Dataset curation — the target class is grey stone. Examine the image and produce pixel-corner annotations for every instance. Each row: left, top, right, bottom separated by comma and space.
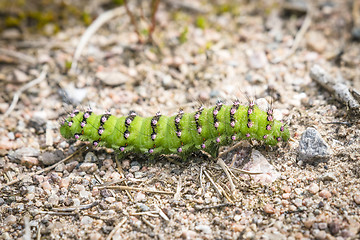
298, 127, 331, 165
8, 147, 40, 163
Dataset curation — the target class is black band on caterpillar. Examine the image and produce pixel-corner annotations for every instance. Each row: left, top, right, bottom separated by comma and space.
60, 101, 290, 158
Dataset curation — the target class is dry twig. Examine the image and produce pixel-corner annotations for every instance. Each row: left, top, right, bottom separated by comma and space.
0, 145, 87, 190
3, 65, 48, 118
106, 217, 127, 240
70, 7, 125, 72
310, 65, 360, 115
217, 158, 236, 193
52, 201, 98, 212
271, 7, 312, 64
99, 185, 174, 195
0, 48, 37, 65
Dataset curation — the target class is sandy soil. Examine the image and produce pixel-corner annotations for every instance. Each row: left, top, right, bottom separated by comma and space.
0, 0, 360, 239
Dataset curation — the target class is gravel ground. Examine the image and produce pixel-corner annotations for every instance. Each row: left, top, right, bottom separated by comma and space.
0, 0, 360, 239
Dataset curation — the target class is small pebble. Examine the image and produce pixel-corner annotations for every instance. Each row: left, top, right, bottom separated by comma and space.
309, 183, 320, 194
65, 161, 78, 172
5, 215, 17, 225
264, 203, 275, 214
129, 165, 140, 172
79, 163, 98, 173
21, 156, 39, 167
180, 230, 197, 239
354, 193, 360, 205
318, 222, 327, 230
319, 172, 337, 181
105, 197, 116, 204
233, 214, 241, 221
282, 185, 291, 193
298, 127, 331, 164
328, 221, 340, 235
89, 232, 102, 240
314, 230, 327, 240
195, 224, 212, 234
122, 159, 130, 169
306, 31, 327, 53
231, 223, 245, 232
293, 198, 302, 208
136, 203, 150, 212
81, 216, 93, 225
134, 192, 146, 202
40, 150, 64, 166
40, 181, 52, 192
319, 189, 331, 199
304, 219, 315, 229
282, 193, 290, 199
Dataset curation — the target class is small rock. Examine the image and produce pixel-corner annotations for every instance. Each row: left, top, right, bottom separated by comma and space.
134, 192, 146, 202
353, 193, 360, 205
59, 178, 70, 188
122, 159, 130, 169
233, 214, 241, 221
328, 221, 340, 235
352, 27, 360, 41
243, 150, 280, 184
180, 230, 197, 239
247, 50, 268, 69
65, 161, 79, 172
304, 218, 315, 229
84, 152, 98, 163
294, 232, 303, 240
195, 224, 212, 234
136, 203, 150, 212
63, 84, 87, 105
105, 197, 116, 204
21, 156, 39, 168
319, 189, 331, 199
96, 71, 132, 86
40, 181, 52, 192
2, 28, 21, 39
5, 215, 17, 225
231, 223, 245, 232
80, 216, 93, 225
262, 232, 286, 240
318, 222, 327, 230
80, 190, 91, 198
293, 198, 302, 208
314, 230, 327, 240
319, 172, 337, 181
308, 183, 320, 194
13, 69, 29, 82
282, 185, 291, 193
264, 203, 275, 214
129, 165, 140, 172
306, 31, 327, 53
282, 193, 290, 199
89, 232, 102, 240
48, 194, 59, 206
102, 159, 114, 169
79, 163, 98, 173
40, 150, 64, 166
337, 126, 347, 137
8, 147, 40, 163
298, 127, 331, 165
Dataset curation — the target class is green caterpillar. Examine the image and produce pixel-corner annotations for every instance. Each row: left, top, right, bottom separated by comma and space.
60, 100, 290, 158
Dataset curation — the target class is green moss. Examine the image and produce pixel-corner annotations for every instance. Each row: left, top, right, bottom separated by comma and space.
112, 0, 124, 5
5, 16, 21, 27
179, 26, 188, 44
196, 16, 208, 30
82, 12, 92, 26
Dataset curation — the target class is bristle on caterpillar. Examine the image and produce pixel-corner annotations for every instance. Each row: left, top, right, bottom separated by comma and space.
60, 101, 290, 158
